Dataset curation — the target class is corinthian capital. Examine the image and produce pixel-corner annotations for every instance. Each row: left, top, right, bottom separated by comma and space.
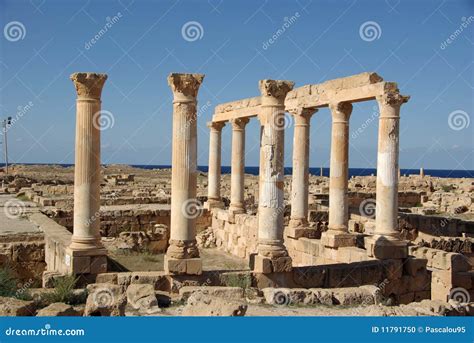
70, 72, 108, 99
258, 79, 295, 102
168, 73, 205, 100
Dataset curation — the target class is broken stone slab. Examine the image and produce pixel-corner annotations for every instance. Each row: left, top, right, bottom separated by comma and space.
84, 283, 127, 316
182, 291, 247, 316
179, 286, 244, 302
126, 284, 160, 314
262, 285, 382, 306
36, 302, 82, 316
0, 296, 36, 316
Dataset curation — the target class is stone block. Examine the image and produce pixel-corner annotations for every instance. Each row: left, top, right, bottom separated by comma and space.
90, 256, 108, 274
253, 255, 272, 274
186, 258, 203, 275
272, 256, 293, 273
320, 232, 356, 248
365, 237, 408, 259
164, 256, 187, 275
72, 256, 91, 274
403, 257, 428, 277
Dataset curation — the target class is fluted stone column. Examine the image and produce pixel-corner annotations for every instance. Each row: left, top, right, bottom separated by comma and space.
205, 121, 225, 210
321, 102, 356, 248
165, 73, 204, 275
288, 107, 317, 239
67, 72, 108, 275
229, 117, 249, 216
254, 79, 294, 274
365, 93, 409, 259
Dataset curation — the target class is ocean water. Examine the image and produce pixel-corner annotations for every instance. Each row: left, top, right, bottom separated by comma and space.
2, 163, 473, 178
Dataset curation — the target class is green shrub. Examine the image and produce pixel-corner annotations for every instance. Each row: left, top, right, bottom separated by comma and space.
0, 266, 18, 297
221, 273, 252, 289
43, 275, 77, 305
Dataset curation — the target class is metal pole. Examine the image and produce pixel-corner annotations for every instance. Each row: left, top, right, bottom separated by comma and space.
2, 120, 8, 175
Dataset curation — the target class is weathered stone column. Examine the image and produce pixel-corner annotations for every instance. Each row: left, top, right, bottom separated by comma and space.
67, 72, 108, 275
321, 102, 356, 248
229, 117, 249, 215
288, 107, 317, 238
205, 121, 225, 209
365, 93, 409, 259
254, 79, 294, 274
165, 73, 204, 275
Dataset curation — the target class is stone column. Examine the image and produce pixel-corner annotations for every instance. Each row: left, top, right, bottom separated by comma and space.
67, 72, 108, 275
205, 121, 225, 209
321, 102, 356, 248
229, 117, 249, 215
365, 93, 409, 259
288, 107, 317, 238
254, 79, 294, 274
165, 73, 204, 275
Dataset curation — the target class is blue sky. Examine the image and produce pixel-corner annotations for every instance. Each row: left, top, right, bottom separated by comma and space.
0, 0, 473, 170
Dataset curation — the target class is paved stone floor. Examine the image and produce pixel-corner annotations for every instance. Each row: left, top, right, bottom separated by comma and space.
0, 194, 40, 235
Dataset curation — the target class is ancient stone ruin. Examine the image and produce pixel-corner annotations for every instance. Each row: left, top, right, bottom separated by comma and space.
0, 71, 472, 317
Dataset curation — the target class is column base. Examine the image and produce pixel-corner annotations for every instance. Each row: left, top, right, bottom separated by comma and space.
320, 231, 356, 248
203, 199, 224, 210
253, 254, 292, 274
364, 236, 408, 259
65, 247, 108, 275
286, 224, 318, 239
164, 255, 202, 275
228, 204, 245, 215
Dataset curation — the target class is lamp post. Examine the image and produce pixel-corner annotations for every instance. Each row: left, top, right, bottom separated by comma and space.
1, 117, 12, 175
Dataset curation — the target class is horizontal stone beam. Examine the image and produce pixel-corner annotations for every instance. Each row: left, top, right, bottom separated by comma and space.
211, 72, 404, 122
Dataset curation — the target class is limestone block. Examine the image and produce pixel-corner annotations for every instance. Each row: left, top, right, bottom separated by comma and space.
126, 284, 159, 313
182, 292, 247, 316
179, 286, 244, 302
36, 303, 81, 316
403, 257, 428, 277
0, 296, 36, 316
84, 283, 127, 316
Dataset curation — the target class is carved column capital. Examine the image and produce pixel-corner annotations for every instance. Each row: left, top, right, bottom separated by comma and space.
70, 72, 108, 99
168, 73, 205, 102
289, 107, 317, 125
329, 102, 353, 123
207, 121, 225, 132
258, 79, 294, 105
376, 93, 410, 110
230, 117, 250, 130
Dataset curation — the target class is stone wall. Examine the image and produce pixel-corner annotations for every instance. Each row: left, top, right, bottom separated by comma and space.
0, 231, 46, 285
212, 209, 258, 259
410, 246, 473, 302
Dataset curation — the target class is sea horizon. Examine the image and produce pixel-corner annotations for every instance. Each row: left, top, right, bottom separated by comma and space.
2, 163, 473, 178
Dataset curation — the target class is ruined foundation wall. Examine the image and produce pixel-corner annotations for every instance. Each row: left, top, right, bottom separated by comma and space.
0, 231, 45, 284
